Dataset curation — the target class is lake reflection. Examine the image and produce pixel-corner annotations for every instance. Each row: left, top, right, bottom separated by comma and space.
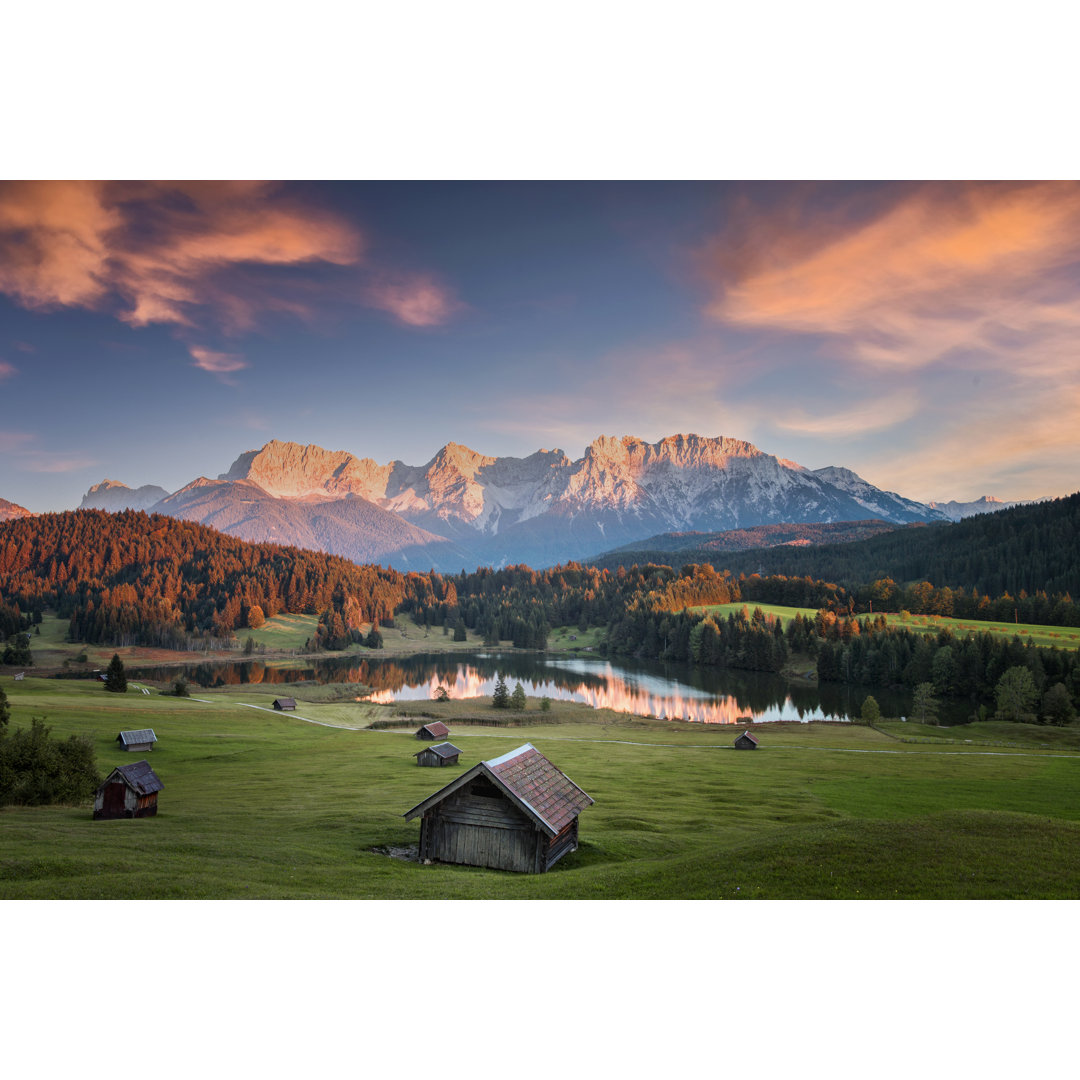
126, 651, 895, 724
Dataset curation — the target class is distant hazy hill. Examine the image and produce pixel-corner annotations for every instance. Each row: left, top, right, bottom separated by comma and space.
601, 519, 899, 560
593, 493, 1080, 599
79, 433, 959, 571
80, 479, 170, 511
0, 497, 33, 522
926, 495, 1032, 521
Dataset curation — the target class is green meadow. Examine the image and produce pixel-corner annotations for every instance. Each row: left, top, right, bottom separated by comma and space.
696, 601, 1080, 648
3, 675, 1080, 899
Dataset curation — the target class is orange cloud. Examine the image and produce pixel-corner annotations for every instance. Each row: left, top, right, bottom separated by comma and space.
363, 273, 459, 327
0, 181, 460, 345
703, 182, 1080, 371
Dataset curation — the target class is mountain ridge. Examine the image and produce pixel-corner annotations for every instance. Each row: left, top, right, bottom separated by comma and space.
74, 433, 984, 571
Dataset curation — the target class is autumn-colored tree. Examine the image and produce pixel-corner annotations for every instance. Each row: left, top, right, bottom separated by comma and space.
247, 605, 265, 629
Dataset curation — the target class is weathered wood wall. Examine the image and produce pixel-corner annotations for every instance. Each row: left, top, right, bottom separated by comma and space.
420, 777, 541, 872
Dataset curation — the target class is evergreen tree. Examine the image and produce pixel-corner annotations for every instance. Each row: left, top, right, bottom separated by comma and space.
365, 626, 384, 649
510, 682, 527, 710
104, 653, 127, 693
0, 685, 9, 728
453, 620, 467, 642
492, 675, 510, 709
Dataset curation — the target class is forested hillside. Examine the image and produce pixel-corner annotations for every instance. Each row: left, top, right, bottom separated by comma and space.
590, 493, 1080, 599
0, 510, 410, 648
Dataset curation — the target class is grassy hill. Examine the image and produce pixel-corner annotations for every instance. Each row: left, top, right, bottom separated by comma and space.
3, 676, 1080, 899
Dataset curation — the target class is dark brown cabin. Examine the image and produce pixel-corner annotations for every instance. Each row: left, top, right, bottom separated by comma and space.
273, 698, 296, 711
415, 742, 462, 767
116, 728, 157, 753
735, 730, 759, 749
404, 743, 593, 873
416, 721, 449, 740
93, 760, 163, 820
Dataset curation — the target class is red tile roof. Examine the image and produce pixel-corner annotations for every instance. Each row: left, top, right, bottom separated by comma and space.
485, 744, 593, 834
421, 721, 449, 738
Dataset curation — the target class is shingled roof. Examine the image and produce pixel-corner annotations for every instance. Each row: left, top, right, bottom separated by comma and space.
418, 721, 449, 738
116, 728, 157, 746
107, 760, 164, 796
404, 743, 593, 836
414, 741, 462, 760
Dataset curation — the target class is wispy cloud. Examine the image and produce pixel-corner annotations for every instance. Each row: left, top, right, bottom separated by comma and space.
190, 346, 248, 376
0, 361, 16, 380
0, 431, 33, 451
772, 390, 919, 437
363, 273, 460, 327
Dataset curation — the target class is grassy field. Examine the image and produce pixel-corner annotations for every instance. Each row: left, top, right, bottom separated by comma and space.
4, 674, 1080, 899
696, 601, 1080, 648
23, 612, 609, 676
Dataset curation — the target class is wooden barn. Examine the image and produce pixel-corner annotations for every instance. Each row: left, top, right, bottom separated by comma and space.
416, 721, 449, 740
93, 760, 163, 820
735, 730, 759, 749
414, 742, 462, 767
273, 697, 296, 711
116, 728, 157, 753
404, 743, 593, 873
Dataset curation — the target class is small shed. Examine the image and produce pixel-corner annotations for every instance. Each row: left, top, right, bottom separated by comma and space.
404, 743, 593, 873
414, 742, 462, 767
735, 730, 759, 750
273, 697, 296, 711
416, 720, 449, 740
116, 728, 157, 753
93, 760, 163, 820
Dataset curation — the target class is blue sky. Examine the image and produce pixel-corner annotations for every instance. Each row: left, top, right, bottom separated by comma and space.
2, 180, 1079, 513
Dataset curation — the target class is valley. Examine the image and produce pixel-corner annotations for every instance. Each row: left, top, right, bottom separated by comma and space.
3, 675, 1080, 899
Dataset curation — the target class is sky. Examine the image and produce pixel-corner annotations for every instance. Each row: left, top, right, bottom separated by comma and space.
2, 179, 1080, 513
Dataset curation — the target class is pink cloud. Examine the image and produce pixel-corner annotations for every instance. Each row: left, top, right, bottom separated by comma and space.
190, 346, 248, 375
0, 361, 16, 380
363, 273, 460, 327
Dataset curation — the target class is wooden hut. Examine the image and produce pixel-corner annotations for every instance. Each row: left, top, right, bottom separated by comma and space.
273, 697, 296, 711
93, 760, 163, 820
116, 728, 157, 753
414, 742, 462, 767
735, 730, 759, 749
404, 743, 593, 873
416, 721, 449, 740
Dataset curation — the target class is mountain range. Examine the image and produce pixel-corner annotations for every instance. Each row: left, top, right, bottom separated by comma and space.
64, 433, 974, 572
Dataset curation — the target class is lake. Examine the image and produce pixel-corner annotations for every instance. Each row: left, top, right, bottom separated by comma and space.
128, 650, 931, 724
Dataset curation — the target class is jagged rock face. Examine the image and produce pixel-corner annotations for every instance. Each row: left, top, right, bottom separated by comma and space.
220, 439, 394, 501
79, 480, 169, 512
0, 497, 33, 521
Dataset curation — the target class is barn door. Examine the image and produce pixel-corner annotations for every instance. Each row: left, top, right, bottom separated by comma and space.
103, 781, 127, 817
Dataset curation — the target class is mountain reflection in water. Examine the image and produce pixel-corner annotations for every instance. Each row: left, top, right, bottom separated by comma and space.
125, 652, 900, 724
